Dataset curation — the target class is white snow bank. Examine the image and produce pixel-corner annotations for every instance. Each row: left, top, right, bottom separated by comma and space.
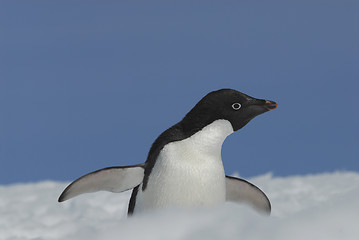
1, 172, 358, 240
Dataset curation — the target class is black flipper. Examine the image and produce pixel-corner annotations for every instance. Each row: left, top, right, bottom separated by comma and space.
58, 164, 145, 202
226, 175, 271, 215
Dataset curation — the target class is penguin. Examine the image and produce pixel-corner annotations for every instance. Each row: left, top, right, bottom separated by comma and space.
58, 89, 277, 216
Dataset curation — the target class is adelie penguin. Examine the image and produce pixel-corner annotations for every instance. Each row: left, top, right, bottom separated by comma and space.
58, 89, 277, 215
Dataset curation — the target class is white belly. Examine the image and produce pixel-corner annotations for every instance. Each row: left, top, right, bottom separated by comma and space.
133, 120, 234, 214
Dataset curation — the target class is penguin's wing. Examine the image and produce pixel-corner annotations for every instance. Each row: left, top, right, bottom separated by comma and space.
58, 164, 145, 202
225, 176, 271, 215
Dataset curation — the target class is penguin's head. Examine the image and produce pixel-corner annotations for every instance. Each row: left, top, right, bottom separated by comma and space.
183, 89, 277, 132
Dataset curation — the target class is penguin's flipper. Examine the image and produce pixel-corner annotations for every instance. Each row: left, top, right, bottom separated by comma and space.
58, 164, 145, 202
225, 176, 271, 215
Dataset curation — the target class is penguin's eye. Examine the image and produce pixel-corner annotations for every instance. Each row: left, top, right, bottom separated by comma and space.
232, 103, 241, 110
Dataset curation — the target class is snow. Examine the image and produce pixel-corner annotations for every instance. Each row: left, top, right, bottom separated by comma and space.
1, 172, 359, 240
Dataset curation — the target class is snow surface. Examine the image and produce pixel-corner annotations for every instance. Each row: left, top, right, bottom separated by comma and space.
1, 172, 359, 240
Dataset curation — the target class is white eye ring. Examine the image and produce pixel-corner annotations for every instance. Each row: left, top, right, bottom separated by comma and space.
232, 103, 241, 110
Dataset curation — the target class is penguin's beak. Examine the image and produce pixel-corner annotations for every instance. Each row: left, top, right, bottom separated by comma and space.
247, 99, 278, 117
263, 100, 278, 111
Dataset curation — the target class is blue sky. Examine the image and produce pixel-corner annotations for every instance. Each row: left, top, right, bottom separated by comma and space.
1, 1, 358, 184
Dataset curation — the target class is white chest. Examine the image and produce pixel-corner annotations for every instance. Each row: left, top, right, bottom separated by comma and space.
134, 120, 234, 213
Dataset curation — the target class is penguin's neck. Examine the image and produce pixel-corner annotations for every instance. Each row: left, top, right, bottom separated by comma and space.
188, 119, 233, 154
170, 119, 234, 159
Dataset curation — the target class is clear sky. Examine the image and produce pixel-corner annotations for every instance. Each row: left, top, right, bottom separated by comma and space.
1, 1, 358, 184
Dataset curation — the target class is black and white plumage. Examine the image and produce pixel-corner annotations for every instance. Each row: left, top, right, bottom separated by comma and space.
59, 89, 277, 215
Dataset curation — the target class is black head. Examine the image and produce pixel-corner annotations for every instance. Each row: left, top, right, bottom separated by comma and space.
181, 89, 277, 132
